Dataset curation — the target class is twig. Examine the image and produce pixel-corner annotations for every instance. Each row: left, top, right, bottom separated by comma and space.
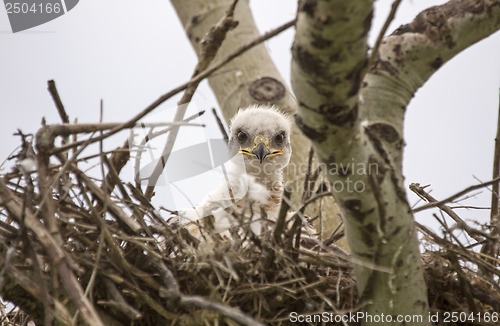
282, 192, 332, 252
70, 166, 142, 233
27, 239, 54, 325
212, 107, 229, 142
449, 205, 490, 210
154, 259, 180, 292
132, 111, 205, 188
482, 89, 500, 261
323, 222, 345, 246
411, 177, 500, 213
48, 80, 71, 158
301, 147, 315, 202
366, 0, 403, 72
409, 183, 485, 242
102, 140, 130, 195
47, 80, 69, 124
447, 253, 478, 312
52, 18, 295, 155
97, 280, 142, 320
45, 122, 196, 136
35, 125, 64, 248
178, 295, 265, 326
144, 0, 239, 199
273, 188, 291, 244
4, 265, 73, 324
84, 231, 105, 299
490, 93, 500, 220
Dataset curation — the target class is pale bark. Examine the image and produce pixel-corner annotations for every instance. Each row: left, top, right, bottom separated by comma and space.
170, 0, 343, 240
291, 0, 500, 324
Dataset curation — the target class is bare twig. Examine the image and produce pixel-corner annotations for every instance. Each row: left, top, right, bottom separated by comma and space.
35, 125, 64, 247
97, 280, 142, 320
411, 177, 500, 213
70, 166, 142, 233
132, 111, 205, 188
323, 222, 345, 246
409, 183, 485, 242
482, 89, 500, 262
212, 107, 229, 142
44, 122, 195, 137
273, 189, 291, 244
28, 239, 54, 325
366, 0, 403, 72
301, 147, 315, 203
490, 95, 500, 219
48, 80, 71, 161
144, 0, 239, 200
178, 294, 265, 326
4, 265, 73, 324
47, 80, 69, 124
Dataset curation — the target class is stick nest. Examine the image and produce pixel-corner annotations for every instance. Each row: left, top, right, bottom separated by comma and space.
0, 128, 498, 326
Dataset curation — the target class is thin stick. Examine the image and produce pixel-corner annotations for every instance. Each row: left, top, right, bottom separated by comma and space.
178, 295, 265, 326
212, 107, 229, 142
133, 111, 205, 189
481, 88, 500, 261
491, 103, 500, 219
409, 183, 484, 242
144, 0, 239, 199
411, 177, 500, 213
48, 80, 71, 156
366, 0, 403, 72
45, 122, 199, 136
48, 80, 69, 123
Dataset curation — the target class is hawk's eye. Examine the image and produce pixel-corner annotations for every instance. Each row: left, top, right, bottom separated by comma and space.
275, 133, 285, 144
237, 131, 248, 143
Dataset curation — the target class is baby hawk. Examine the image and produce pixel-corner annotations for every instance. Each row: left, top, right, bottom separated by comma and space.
173, 104, 292, 242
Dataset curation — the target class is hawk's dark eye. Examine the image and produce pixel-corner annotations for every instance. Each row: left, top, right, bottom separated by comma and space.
275, 133, 285, 144
237, 131, 248, 143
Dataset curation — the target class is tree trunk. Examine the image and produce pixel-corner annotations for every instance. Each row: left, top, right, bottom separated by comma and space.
291, 0, 500, 324
170, 0, 343, 240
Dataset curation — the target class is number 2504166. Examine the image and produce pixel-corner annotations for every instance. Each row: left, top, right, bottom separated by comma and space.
5, 2, 61, 14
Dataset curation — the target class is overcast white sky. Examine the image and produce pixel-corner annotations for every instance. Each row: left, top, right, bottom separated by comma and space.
1, 0, 499, 233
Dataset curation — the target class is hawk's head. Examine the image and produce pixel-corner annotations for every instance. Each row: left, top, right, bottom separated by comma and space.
228, 105, 292, 179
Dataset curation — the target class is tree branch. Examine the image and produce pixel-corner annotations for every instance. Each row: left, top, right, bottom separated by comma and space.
409, 182, 488, 242
292, 0, 372, 137
144, 0, 239, 200
482, 89, 500, 262
412, 177, 500, 213
374, 0, 500, 92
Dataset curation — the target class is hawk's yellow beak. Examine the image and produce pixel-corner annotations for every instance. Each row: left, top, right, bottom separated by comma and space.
238, 134, 284, 164
252, 142, 269, 164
